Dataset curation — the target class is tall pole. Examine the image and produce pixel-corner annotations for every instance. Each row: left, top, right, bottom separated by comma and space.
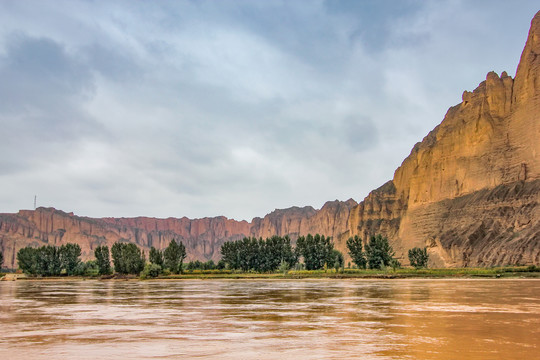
34, 195, 36, 210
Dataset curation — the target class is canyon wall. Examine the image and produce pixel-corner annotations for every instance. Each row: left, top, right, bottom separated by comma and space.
1, 12, 539, 269
0, 208, 252, 268
0, 200, 356, 269
345, 11, 540, 266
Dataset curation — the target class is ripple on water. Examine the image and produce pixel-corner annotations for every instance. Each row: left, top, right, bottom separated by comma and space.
0, 279, 539, 359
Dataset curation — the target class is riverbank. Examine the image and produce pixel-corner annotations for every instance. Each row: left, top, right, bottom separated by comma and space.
3, 266, 540, 280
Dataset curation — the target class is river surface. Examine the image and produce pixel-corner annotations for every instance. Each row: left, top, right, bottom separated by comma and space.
0, 279, 539, 359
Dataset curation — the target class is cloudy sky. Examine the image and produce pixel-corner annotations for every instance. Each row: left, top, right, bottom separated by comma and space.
0, 1, 538, 221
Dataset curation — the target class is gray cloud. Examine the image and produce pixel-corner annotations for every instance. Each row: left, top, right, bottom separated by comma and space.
0, 0, 538, 220
0, 34, 107, 175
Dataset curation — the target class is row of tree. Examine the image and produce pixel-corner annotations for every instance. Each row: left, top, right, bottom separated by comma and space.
15, 239, 188, 276
136, 240, 188, 278
219, 234, 346, 272
346, 234, 429, 269
17, 243, 83, 276
12, 234, 428, 276
221, 235, 297, 272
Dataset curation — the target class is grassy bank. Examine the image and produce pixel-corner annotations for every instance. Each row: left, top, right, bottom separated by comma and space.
158, 266, 540, 280
3, 266, 540, 281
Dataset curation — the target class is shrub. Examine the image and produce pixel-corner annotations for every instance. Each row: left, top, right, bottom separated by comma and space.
140, 263, 162, 279
408, 247, 429, 269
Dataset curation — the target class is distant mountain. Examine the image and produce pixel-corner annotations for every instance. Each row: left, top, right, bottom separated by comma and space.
0, 200, 357, 268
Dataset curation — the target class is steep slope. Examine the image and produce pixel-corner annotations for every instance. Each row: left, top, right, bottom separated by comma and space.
345, 11, 540, 266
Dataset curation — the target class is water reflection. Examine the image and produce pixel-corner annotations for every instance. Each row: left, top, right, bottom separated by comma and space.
0, 279, 539, 359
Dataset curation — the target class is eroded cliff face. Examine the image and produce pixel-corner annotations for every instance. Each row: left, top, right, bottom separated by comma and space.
0, 199, 357, 268
346, 11, 540, 266
0, 208, 251, 268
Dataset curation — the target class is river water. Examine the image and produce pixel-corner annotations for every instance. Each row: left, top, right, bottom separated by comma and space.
0, 279, 539, 359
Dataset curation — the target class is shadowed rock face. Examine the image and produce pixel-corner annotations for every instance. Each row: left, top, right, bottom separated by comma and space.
1, 12, 539, 269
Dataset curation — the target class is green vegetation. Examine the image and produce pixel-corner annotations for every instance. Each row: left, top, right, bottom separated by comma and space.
365, 234, 396, 269
346, 234, 399, 270
346, 235, 366, 269
163, 240, 186, 274
111, 242, 145, 275
220, 236, 298, 272
295, 234, 335, 270
140, 263, 163, 279
17, 243, 82, 276
330, 249, 344, 271
143, 266, 540, 280
408, 247, 429, 269
185, 259, 226, 271
11, 233, 540, 280
94, 245, 112, 275
0, 249, 3, 269
149, 246, 164, 267
73, 260, 100, 277
221, 235, 297, 272
60, 243, 82, 275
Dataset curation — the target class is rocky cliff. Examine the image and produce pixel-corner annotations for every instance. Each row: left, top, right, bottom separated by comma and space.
345, 11, 540, 266
0, 208, 252, 268
0, 199, 357, 269
1, 12, 539, 269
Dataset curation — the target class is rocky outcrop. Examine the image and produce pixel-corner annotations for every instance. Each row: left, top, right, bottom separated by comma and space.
345, 11, 540, 266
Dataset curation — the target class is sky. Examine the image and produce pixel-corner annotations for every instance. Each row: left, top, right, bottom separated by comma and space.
0, 1, 538, 221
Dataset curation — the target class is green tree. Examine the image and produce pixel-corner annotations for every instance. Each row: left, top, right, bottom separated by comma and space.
346, 235, 367, 269
295, 234, 334, 270
111, 242, 145, 275
59, 243, 82, 276
330, 249, 344, 271
149, 246, 164, 267
163, 239, 186, 274
365, 234, 395, 270
216, 259, 226, 270
220, 241, 240, 270
38, 245, 62, 276
94, 245, 112, 275
17, 247, 39, 275
220, 236, 298, 272
408, 247, 429, 269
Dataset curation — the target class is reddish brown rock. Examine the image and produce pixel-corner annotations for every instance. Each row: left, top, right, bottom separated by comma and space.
0, 200, 357, 269
0, 208, 251, 268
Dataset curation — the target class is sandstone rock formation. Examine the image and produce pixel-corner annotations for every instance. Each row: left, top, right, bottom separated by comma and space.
0, 200, 356, 269
344, 11, 540, 266
1, 11, 539, 269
